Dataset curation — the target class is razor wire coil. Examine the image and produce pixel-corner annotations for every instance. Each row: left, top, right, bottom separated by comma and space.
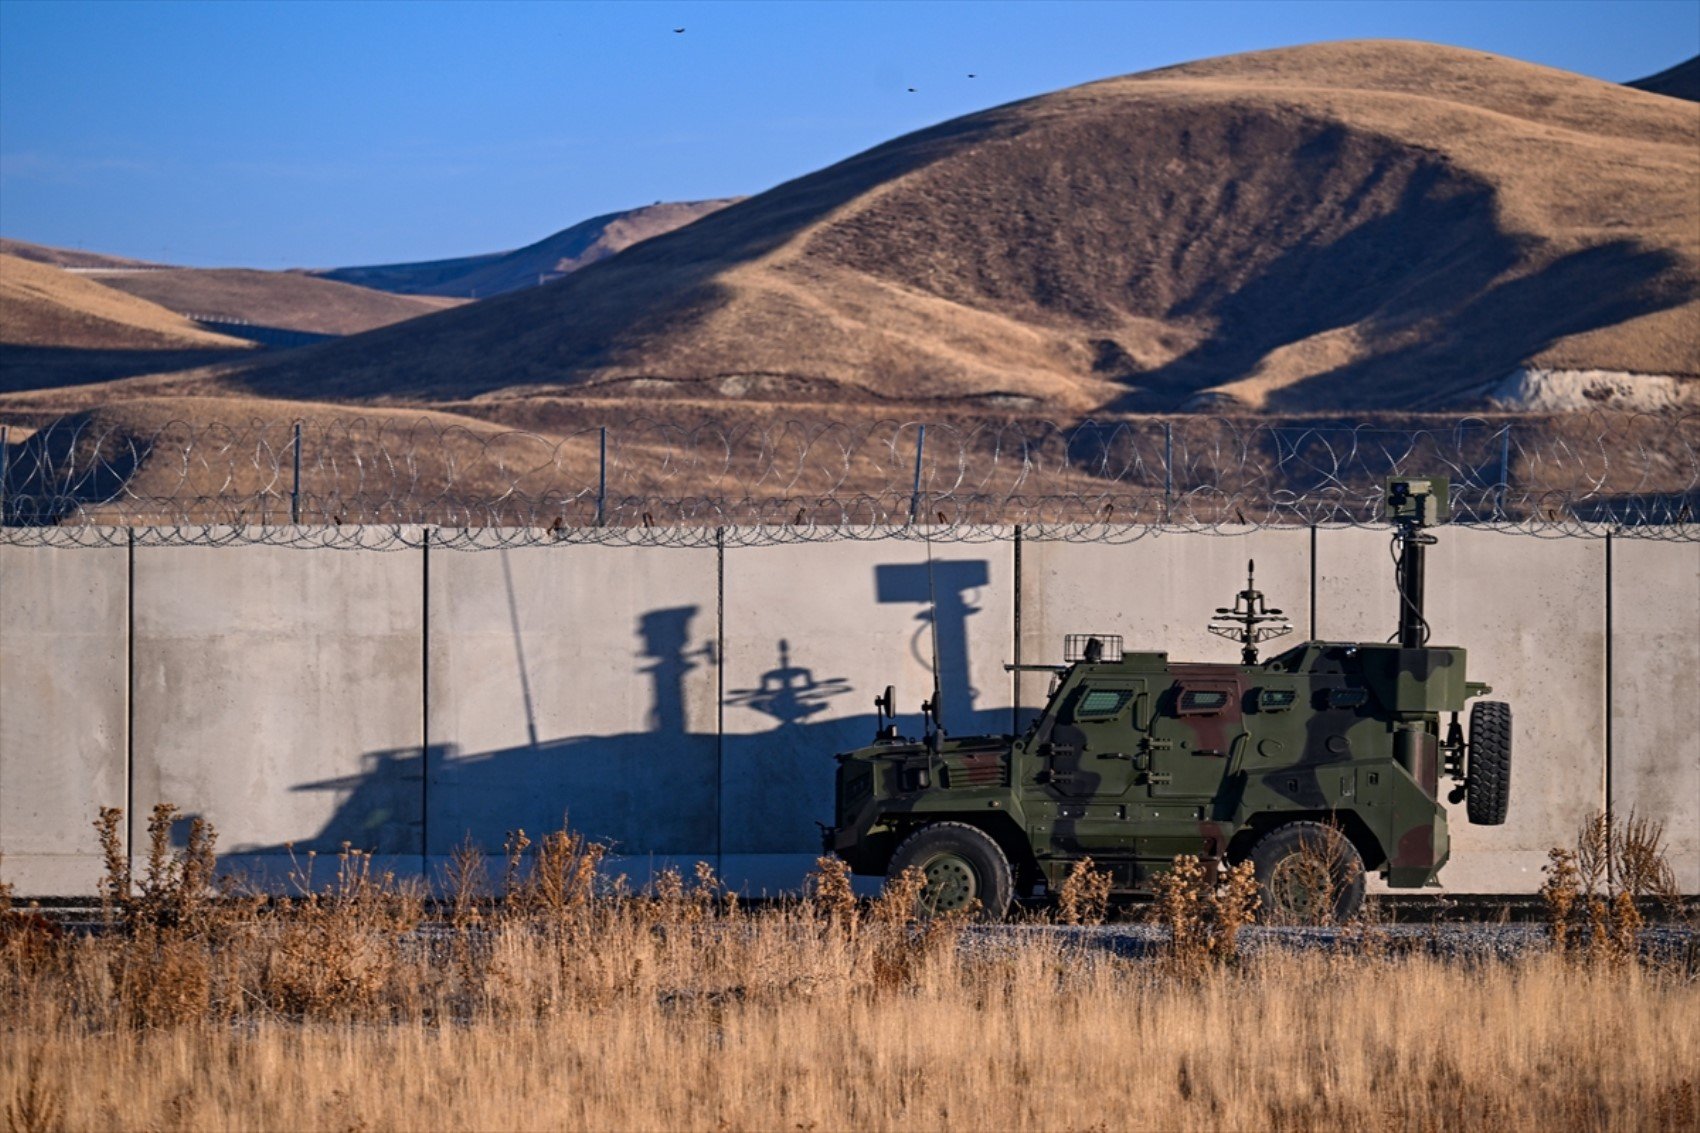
2, 411, 1694, 548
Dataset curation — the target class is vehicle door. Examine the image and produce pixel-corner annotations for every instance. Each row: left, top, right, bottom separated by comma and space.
1137, 674, 1246, 863
1029, 680, 1146, 857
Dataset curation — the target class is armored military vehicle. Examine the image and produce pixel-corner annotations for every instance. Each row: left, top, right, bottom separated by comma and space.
823, 476, 1512, 921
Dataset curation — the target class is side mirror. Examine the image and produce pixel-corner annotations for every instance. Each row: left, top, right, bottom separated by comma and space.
872, 685, 897, 742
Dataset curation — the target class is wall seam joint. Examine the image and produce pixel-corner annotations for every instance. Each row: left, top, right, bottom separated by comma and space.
1012, 524, 1022, 733
1604, 532, 1613, 821
1308, 525, 1318, 641
716, 526, 725, 873
126, 528, 136, 866
421, 529, 431, 876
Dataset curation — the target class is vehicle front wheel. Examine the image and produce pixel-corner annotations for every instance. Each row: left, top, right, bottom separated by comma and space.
886, 822, 1014, 919
1249, 821, 1366, 924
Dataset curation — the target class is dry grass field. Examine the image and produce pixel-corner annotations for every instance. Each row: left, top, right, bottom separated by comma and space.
2, 811, 1695, 1132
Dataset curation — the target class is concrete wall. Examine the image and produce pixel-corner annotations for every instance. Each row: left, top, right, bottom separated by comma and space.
0, 544, 128, 894
721, 533, 1015, 892
2, 527, 1695, 897
1610, 538, 1700, 894
425, 542, 719, 879
130, 537, 425, 884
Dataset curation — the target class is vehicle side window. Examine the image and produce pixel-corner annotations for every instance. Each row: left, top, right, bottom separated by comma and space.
1074, 688, 1133, 720
1175, 682, 1237, 716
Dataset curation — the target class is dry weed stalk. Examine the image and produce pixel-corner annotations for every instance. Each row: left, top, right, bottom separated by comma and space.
443, 837, 488, 930
693, 860, 735, 921
1543, 810, 1680, 966
4, 1052, 63, 1133
509, 826, 604, 922
808, 855, 859, 939
1152, 856, 1261, 974
1055, 857, 1113, 926
93, 807, 128, 924
259, 842, 424, 1018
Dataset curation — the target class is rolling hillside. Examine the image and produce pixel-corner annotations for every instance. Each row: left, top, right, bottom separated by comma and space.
0, 238, 167, 271
199, 40, 1698, 415
0, 253, 254, 394
0, 254, 248, 351
316, 199, 739, 298
94, 268, 464, 337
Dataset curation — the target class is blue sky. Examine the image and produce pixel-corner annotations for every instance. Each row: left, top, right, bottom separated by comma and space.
2, 0, 1695, 269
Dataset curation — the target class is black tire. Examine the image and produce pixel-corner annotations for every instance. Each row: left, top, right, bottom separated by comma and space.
1249, 821, 1366, 924
1467, 701, 1512, 826
886, 822, 1014, 919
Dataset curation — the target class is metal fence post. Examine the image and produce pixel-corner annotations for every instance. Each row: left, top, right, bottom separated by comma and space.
908, 424, 927, 526
0, 424, 9, 524
1497, 424, 1513, 522
1162, 421, 1174, 524
596, 426, 608, 527
290, 422, 302, 525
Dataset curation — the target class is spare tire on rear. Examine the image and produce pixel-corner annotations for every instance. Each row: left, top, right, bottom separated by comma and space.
1467, 700, 1512, 826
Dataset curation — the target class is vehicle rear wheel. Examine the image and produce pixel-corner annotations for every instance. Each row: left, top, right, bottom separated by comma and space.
886, 822, 1013, 919
1467, 700, 1512, 826
1249, 821, 1366, 924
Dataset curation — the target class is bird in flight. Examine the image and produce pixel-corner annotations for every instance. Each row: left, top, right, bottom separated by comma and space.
967, 73, 976, 78
907, 86, 917, 92
673, 27, 685, 33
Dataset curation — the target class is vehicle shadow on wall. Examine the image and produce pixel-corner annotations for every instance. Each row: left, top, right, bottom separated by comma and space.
233, 559, 1011, 878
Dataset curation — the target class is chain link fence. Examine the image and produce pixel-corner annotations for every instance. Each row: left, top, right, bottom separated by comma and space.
2, 412, 1695, 548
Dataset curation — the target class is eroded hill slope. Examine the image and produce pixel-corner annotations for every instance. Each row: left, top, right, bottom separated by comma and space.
103, 42, 1700, 412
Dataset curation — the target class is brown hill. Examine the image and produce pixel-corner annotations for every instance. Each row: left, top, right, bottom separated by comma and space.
316, 199, 740, 298
0, 238, 167, 271
132, 42, 1700, 413
0, 255, 251, 351
1627, 55, 1700, 102
0, 254, 255, 394
93, 268, 464, 337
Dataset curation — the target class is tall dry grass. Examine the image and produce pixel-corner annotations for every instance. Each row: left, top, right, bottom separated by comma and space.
2, 811, 1696, 1132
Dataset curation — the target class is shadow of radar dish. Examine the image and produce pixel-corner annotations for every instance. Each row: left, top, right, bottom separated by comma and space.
824, 475, 1514, 922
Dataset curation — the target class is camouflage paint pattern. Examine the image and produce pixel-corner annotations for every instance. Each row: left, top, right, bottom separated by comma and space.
826, 639, 1488, 894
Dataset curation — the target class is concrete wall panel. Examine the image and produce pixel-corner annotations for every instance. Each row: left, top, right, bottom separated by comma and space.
1316, 526, 1606, 893
426, 543, 719, 861
0, 544, 128, 895
6, 523, 1691, 898
1610, 538, 1700, 893
131, 540, 424, 884
1019, 528, 1312, 711
720, 533, 1016, 890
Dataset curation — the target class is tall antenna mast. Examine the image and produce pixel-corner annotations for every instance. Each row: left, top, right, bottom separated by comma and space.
1385, 477, 1449, 648
1208, 559, 1292, 664
921, 524, 945, 742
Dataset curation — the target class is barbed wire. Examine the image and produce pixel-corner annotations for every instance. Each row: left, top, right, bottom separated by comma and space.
2, 411, 1694, 548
